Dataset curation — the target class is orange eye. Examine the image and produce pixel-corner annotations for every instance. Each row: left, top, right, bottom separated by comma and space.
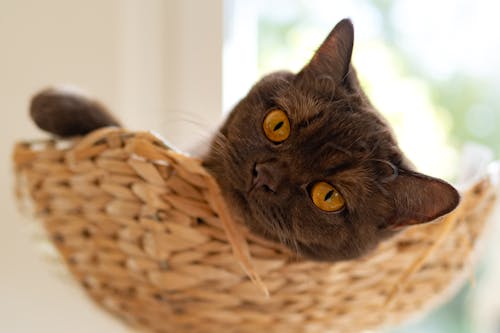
310, 182, 345, 212
263, 109, 290, 143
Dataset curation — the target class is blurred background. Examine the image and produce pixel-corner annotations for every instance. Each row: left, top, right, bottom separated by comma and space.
1, 0, 499, 332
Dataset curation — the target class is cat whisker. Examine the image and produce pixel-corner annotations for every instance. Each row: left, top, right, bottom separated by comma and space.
369, 159, 398, 183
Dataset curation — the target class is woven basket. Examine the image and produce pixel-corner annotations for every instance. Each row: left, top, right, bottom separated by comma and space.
13, 127, 497, 333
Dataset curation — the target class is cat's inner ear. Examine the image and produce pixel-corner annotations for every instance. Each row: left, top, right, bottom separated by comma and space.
385, 171, 460, 229
297, 18, 354, 88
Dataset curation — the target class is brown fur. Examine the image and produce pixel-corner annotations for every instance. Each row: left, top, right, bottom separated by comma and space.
202, 19, 459, 261
29, 19, 459, 262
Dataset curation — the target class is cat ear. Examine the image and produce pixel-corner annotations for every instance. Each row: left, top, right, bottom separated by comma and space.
386, 171, 460, 229
297, 18, 354, 87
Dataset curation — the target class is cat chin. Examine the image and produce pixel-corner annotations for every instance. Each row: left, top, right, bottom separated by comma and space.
223, 187, 279, 238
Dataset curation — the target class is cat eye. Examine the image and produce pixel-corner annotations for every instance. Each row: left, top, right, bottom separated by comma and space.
263, 109, 290, 143
310, 182, 345, 212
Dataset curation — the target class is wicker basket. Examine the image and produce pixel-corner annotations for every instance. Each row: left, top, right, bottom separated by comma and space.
13, 127, 497, 333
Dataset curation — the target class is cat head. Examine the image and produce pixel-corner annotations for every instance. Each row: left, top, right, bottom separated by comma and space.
203, 19, 459, 261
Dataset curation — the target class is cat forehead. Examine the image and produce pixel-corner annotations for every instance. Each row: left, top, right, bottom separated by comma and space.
272, 88, 330, 123
248, 72, 329, 121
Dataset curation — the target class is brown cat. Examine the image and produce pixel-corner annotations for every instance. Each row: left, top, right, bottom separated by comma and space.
30, 19, 459, 262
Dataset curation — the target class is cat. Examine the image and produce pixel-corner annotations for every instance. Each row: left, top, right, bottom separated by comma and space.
30, 19, 460, 262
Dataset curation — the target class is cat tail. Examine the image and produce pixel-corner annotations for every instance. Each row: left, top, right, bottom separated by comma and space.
30, 87, 121, 137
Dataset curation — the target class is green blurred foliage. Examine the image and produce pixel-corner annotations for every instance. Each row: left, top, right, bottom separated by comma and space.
371, 0, 500, 157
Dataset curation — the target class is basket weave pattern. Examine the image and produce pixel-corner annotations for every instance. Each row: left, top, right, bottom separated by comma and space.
13, 128, 496, 333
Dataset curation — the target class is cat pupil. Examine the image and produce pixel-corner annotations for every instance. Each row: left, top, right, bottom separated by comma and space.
324, 190, 334, 201
273, 121, 284, 131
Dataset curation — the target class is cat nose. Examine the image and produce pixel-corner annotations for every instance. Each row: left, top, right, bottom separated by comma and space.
250, 160, 284, 193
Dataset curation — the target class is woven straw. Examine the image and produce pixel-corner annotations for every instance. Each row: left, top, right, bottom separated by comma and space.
13, 127, 497, 333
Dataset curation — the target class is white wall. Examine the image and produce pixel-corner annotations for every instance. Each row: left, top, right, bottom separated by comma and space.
118, 0, 223, 151
0, 0, 222, 332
